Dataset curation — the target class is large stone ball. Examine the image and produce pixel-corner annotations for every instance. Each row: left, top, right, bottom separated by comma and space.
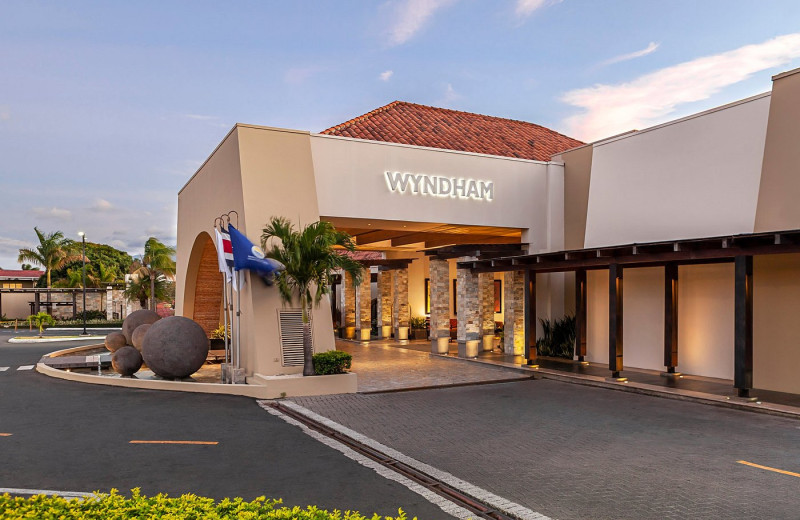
131, 323, 152, 352
141, 316, 209, 379
112, 346, 143, 376
104, 331, 127, 352
122, 309, 161, 345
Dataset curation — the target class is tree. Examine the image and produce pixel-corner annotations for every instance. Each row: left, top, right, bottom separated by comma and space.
20, 264, 40, 271
131, 238, 175, 310
17, 228, 81, 288
47, 242, 130, 288
124, 272, 168, 310
27, 311, 55, 338
262, 217, 363, 376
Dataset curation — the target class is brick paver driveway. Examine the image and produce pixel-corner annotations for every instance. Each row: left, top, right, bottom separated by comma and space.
337, 340, 530, 392
292, 378, 800, 519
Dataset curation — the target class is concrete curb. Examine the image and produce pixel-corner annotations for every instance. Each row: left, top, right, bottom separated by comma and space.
9, 336, 105, 343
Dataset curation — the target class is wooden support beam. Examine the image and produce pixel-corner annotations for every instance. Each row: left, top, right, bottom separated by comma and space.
664, 263, 678, 371
734, 255, 754, 398
609, 264, 623, 378
575, 269, 587, 361
355, 230, 410, 246
524, 270, 537, 365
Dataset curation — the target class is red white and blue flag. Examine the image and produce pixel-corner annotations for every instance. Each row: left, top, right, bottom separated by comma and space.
214, 227, 238, 290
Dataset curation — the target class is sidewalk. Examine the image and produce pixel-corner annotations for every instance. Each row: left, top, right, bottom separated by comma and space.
345, 337, 800, 419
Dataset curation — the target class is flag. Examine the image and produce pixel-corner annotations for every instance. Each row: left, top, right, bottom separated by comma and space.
214, 227, 237, 290
228, 225, 285, 278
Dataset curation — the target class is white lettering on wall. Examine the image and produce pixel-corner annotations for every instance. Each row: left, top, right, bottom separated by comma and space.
385, 172, 494, 202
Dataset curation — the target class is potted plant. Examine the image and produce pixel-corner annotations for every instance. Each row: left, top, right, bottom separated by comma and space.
410, 316, 427, 340
209, 324, 228, 350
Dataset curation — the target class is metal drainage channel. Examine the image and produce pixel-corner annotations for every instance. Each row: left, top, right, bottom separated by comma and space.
268, 402, 517, 520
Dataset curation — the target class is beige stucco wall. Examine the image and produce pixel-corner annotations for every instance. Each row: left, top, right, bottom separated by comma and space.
755, 68, 800, 232
178, 124, 335, 377
753, 254, 800, 394
583, 94, 770, 248
1, 293, 34, 319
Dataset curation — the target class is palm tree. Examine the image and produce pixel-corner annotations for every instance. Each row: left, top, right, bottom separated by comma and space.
262, 217, 363, 376
17, 228, 81, 288
124, 272, 168, 310
132, 238, 176, 310
20, 263, 40, 271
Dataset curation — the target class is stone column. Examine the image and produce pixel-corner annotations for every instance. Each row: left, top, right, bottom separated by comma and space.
392, 268, 409, 340
342, 270, 357, 339
457, 257, 481, 357
106, 286, 113, 320
378, 271, 393, 338
429, 258, 450, 354
479, 272, 495, 351
503, 271, 525, 355
355, 267, 372, 341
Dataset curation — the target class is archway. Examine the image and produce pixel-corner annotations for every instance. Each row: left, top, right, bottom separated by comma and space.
183, 232, 223, 336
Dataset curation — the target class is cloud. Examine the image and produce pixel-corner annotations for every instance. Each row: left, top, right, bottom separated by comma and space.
561, 33, 800, 141
0, 106, 9, 121
0, 235, 32, 257
437, 83, 462, 106
32, 207, 72, 220
284, 67, 318, 85
515, 0, 561, 18
183, 114, 218, 121
600, 42, 660, 67
379, 70, 394, 81
91, 198, 113, 212
388, 0, 456, 46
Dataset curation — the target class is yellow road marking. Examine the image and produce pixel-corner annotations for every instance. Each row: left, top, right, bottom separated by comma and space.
130, 440, 218, 445
738, 460, 800, 478
0, 433, 12, 437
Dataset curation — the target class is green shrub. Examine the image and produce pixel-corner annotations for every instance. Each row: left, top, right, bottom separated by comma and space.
536, 315, 576, 359
72, 310, 107, 321
313, 350, 352, 375
0, 489, 413, 519
49, 319, 123, 328
409, 316, 427, 330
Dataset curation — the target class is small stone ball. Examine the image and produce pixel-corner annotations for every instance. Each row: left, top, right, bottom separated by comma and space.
122, 309, 161, 345
131, 323, 152, 352
141, 316, 209, 379
112, 346, 143, 376
104, 331, 127, 352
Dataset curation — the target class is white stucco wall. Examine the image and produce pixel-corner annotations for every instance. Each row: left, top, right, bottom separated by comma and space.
583, 94, 771, 248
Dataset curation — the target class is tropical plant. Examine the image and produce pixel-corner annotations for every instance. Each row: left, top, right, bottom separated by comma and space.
17, 227, 81, 288
210, 324, 230, 340
409, 316, 427, 330
20, 263, 40, 271
262, 217, 363, 376
124, 272, 168, 309
131, 238, 176, 310
48, 242, 130, 287
27, 311, 55, 337
312, 350, 352, 375
536, 314, 577, 359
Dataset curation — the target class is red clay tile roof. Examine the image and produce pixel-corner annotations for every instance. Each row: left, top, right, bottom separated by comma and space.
321, 101, 583, 161
0, 270, 44, 279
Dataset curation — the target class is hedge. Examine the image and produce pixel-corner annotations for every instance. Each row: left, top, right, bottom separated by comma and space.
0, 489, 414, 519
312, 350, 353, 375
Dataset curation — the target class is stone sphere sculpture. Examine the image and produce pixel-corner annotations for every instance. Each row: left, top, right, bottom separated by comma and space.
131, 323, 152, 352
104, 331, 127, 352
141, 316, 209, 379
122, 309, 161, 345
112, 345, 143, 376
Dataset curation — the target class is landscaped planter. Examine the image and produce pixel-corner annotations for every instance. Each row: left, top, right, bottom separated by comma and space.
412, 328, 427, 340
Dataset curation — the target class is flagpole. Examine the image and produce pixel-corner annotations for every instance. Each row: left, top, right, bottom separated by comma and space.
236, 271, 242, 380
221, 273, 230, 366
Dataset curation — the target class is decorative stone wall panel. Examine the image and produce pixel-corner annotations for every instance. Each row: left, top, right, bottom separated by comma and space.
429, 258, 450, 340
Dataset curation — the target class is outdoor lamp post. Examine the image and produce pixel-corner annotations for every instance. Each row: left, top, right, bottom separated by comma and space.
78, 231, 88, 336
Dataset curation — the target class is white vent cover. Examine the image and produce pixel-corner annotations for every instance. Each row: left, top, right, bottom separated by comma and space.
278, 309, 312, 367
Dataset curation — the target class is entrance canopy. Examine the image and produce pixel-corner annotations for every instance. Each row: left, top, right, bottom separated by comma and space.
323, 216, 523, 252
462, 229, 800, 273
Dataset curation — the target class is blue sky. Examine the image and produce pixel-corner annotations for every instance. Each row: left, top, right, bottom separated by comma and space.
2, 0, 800, 269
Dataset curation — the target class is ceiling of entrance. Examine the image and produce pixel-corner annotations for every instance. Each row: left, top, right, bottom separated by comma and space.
322, 216, 522, 251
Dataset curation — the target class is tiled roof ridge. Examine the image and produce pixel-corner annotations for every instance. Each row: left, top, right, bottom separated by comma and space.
320, 101, 404, 135
321, 100, 580, 143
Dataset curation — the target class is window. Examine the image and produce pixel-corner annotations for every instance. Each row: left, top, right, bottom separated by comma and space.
1, 283, 21, 289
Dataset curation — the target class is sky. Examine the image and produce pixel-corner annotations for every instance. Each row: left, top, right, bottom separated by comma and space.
2, 0, 800, 270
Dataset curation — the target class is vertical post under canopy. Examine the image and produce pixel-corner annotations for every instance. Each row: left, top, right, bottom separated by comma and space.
524, 270, 537, 366
608, 264, 623, 378
664, 263, 679, 372
734, 255, 754, 398
575, 269, 587, 362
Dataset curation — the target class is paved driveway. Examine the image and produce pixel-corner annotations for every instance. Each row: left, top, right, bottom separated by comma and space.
337, 340, 530, 392
291, 378, 800, 519
0, 331, 454, 519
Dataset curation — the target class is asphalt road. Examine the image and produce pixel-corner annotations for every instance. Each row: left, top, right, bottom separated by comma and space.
0, 330, 453, 519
